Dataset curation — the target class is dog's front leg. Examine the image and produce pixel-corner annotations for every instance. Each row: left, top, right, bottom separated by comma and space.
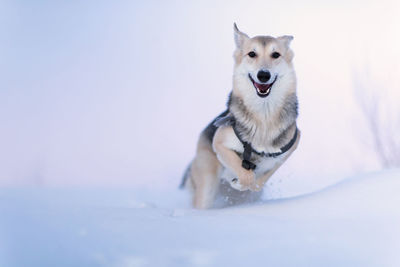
250, 129, 301, 192
213, 126, 255, 191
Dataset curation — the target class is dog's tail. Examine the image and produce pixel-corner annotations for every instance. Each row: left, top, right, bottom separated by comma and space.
179, 162, 192, 189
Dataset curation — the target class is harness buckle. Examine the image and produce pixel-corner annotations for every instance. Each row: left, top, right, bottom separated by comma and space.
242, 159, 256, 170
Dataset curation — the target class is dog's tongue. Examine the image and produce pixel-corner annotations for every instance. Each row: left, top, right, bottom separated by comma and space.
254, 82, 271, 93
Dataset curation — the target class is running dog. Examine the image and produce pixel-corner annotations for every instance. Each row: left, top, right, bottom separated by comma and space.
181, 24, 300, 209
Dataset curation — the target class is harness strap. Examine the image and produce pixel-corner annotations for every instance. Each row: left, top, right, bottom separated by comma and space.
232, 121, 298, 170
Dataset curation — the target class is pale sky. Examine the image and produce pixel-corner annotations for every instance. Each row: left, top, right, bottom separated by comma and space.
1, 0, 399, 195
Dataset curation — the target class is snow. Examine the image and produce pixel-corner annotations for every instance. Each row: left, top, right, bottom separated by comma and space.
1, 170, 400, 267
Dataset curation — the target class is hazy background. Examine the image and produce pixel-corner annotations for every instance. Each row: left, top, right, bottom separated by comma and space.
1, 0, 399, 196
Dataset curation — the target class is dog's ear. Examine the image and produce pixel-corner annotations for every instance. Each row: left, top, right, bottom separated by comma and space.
233, 23, 249, 48
278, 35, 294, 61
277, 35, 294, 48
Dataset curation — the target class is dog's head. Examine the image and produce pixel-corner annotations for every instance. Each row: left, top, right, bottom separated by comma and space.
232, 23, 295, 100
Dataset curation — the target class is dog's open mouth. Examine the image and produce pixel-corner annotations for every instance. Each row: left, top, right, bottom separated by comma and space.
248, 74, 277, 98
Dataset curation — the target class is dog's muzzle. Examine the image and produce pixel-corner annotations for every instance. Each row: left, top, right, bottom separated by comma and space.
248, 74, 277, 98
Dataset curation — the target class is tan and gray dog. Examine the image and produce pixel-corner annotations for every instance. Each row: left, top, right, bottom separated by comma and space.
181, 24, 300, 209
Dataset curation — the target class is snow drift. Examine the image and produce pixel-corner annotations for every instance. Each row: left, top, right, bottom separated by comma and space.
1, 170, 399, 267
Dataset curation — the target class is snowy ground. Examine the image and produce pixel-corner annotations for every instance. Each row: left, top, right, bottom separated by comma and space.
1, 170, 400, 267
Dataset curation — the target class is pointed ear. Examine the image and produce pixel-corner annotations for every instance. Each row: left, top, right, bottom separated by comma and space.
277, 35, 294, 48
233, 23, 249, 48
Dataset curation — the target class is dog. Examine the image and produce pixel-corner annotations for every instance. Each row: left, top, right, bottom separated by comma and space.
181, 23, 300, 209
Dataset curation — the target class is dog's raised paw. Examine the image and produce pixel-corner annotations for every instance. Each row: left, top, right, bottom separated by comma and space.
230, 178, 249, 191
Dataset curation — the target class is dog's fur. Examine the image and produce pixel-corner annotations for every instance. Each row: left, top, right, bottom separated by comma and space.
182, 24, 300, 209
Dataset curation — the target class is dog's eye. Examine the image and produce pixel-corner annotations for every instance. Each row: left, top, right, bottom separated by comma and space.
248, 51, 257, 58
271, 52, 281, 59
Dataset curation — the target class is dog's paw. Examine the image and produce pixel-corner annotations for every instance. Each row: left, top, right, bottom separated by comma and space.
239, 170, 256, 187
249, 182, 263, 192
230, 170, 255, 191
230, 178, 248, 191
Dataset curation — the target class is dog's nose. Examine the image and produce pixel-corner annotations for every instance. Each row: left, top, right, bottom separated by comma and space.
257, 70, 271, 83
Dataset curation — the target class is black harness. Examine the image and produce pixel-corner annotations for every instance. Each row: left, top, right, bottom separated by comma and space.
232, 121, 298, 170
